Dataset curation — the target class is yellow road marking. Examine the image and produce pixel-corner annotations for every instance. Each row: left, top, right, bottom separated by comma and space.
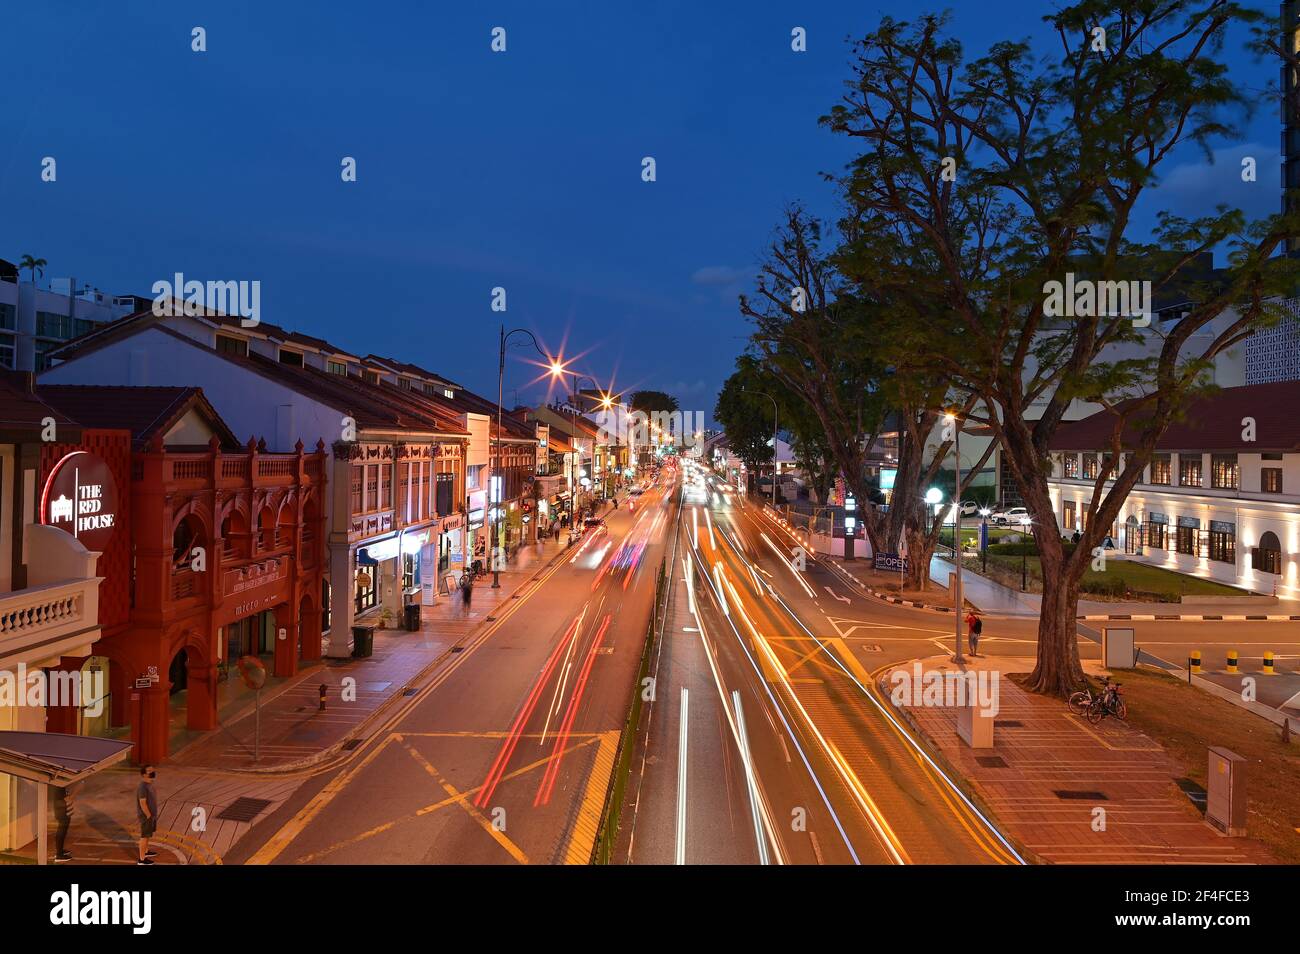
401, 740, 530, 865
293, 735, 604, 863
153, 829, 224, 865
562, 731, 620, 865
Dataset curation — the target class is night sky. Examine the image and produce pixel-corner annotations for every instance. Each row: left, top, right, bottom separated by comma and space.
0, 1, 1282, 418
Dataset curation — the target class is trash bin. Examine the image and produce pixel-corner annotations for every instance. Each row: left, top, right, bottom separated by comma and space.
404, 603, 421, 631
351, 625, 375, 658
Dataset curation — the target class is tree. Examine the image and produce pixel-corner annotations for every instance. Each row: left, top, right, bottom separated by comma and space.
715, 371, 775, 481
628, 390, 679, 414
18, 254, 47, 284
825, 2, 1300, 693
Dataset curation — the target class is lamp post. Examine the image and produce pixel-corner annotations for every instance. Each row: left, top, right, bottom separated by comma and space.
1019, 515, 1032, 590
944, 411, 965, 665
549, 363, 610, 542
741, 387, 778, 508
493, 327, 551, 588
979, 508, 991, 573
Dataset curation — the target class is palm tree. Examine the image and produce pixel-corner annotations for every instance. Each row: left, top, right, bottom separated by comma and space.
18, 255, 47, 285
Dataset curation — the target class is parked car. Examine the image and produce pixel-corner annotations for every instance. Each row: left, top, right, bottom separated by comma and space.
957, 500, 980, 517
991, 506, 1030, 526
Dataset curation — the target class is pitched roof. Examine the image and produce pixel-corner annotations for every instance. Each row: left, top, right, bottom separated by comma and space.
0, 372, 82, 442
1049, 381, 1300, 453
35, 385, 240, 450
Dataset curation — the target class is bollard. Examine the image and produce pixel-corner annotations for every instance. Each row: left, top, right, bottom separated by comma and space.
1189, 650, 1202, 674
319, 684, 328, 711
1225, 650, 1239, 674
1262, 651, 1276, 675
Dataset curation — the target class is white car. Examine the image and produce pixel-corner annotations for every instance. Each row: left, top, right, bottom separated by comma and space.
992, 506, 1030, 526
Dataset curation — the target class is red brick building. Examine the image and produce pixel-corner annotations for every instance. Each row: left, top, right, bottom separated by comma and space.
36, 385, 327, 764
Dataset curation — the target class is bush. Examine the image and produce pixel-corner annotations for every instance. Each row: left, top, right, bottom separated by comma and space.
988, 541, 1038, 556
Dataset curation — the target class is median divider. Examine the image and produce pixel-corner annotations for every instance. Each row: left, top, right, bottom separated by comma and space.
590, 558, 667, 865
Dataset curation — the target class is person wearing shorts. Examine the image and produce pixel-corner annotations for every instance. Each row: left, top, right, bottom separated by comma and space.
136, 765, 159, 865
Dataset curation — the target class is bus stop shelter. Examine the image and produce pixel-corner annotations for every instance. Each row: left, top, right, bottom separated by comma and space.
0, 732, 134, 865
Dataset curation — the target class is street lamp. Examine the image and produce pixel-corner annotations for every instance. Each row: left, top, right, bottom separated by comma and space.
494, 326, 549, 587
741, 386, 778, 508
979, 508, 991, 573
553, 364, 610, 541
1019, 515, 1033, 591
944, 411, 966, 664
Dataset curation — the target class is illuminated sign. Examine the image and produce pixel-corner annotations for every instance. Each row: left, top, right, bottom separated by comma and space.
41, 451, 120, 552
880, 468, 897, 491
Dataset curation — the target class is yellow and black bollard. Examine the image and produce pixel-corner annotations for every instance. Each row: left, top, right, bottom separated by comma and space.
1189, 650, 1202, 674
1225, 650, 1239, 674
1263, 651, 1276, 675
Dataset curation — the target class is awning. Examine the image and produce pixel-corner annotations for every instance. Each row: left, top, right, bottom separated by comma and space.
0, 731, 134, 786
356, 548, 380, 566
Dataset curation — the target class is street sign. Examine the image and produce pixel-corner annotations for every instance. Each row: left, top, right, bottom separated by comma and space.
874, 552, 909, 572
133, 678, 152, 689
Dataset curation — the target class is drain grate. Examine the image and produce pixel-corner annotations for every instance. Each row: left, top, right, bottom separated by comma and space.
403, 688, 417, 696
975, 755, 1008, 768
996, 720, 1023, 727
215, 797, 272, 823
1054, 789, 1107, 801
450, 646, 464, 653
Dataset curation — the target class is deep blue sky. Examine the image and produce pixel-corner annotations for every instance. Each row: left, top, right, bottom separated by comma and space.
1, 1, 1282, 418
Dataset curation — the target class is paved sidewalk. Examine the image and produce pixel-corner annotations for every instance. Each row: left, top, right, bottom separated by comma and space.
884, 654, 1274, 864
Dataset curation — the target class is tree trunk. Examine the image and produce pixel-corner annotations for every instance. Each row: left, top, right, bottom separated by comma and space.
1025, 551, 1086, 695
902, 521, 930, 591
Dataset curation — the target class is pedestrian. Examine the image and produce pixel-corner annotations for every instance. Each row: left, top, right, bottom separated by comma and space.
460, 571, 474, 614
136, 764, 159, 865
1071, 530, 1081, 545
52, 782, 76, 862
965, 612, 983, 656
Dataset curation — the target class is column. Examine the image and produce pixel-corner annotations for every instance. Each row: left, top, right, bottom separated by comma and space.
272, 601, 299, 678
185, 642, 218, 731
327, 544, 355, 658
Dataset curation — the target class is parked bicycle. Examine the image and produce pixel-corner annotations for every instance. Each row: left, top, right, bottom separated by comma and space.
1086, 679, 1127, 723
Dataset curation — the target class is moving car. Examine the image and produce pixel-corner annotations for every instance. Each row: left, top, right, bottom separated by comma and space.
583, 517, 607, 532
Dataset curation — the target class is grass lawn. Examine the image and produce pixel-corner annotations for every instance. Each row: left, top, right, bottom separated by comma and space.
1098, 667, 1300, 863
978, 553, 1248, 601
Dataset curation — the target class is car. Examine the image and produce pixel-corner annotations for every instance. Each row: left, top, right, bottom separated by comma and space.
627, 486, 644, 496
992, 506, 1030, 526
957, 501, 980, 517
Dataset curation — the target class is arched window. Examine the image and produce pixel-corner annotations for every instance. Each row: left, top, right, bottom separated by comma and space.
172, 514, 204, 568
1255, 531, 1283, 575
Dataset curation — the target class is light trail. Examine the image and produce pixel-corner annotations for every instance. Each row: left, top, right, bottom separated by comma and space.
676, 688, 689, 865
732, 690, 771, 865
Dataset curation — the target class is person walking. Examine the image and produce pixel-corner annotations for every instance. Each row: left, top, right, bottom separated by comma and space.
965, 611, 984, 657
52, 783, 76, 862
136, 765, 159, 865
460, 570, 474, 615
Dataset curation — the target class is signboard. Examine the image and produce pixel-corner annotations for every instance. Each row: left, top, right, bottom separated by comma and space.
41, 451, 120, 552
874, 552, 909, 572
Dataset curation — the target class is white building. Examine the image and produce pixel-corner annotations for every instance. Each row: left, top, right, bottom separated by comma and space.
1046, 381, 1300, 599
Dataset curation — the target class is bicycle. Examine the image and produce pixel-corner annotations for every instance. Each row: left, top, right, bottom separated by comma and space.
1067, 675, 1114, 716
1085, 681, 1127, 723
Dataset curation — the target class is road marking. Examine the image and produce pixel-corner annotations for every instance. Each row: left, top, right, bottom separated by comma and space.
823, 586, 850, 604
733, 689, 770, 865
676, 688, 689, 865
562, 730, 620, 865
402, 740, 530, 864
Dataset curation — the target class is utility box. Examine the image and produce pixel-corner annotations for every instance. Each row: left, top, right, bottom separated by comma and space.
1102, 627, 1137, 669
956, 694, 995, 749
1206, 747, 1247, 836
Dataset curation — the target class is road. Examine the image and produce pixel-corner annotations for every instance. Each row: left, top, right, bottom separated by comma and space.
618, 460, 1025, 865
231, 468, 680, 865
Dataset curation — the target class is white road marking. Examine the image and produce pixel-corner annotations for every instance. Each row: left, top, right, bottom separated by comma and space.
676, 688, 689, 866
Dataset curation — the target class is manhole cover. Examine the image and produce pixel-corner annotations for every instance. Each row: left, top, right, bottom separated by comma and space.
1054, 790, 1108, 801
215, 797, 273, 823
975, 755, 1008, 768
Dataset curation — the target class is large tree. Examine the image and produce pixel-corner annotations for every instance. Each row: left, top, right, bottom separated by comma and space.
825, 1, 1300, 693
715, 370, 776, 482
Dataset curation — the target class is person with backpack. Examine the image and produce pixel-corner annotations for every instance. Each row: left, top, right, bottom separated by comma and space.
964, 611, 984, 656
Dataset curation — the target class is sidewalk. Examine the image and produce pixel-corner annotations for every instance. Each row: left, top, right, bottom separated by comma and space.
885, 654, 1274, 864
38, 529, 578, 865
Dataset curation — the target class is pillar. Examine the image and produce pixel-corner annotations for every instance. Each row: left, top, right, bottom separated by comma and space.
299, 600, 323, 662
272, 601, 299, 678
131, 684, 170, 765
185, 645, 218, 731
327, 544, 355, 658
43, 659, 85, 735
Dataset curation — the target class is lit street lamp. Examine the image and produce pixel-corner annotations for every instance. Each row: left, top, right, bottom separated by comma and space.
493, 326, 549, 588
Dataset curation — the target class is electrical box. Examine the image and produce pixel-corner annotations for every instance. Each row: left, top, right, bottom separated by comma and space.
1205, 747, 1247, 836
1102, 626, 1137, 669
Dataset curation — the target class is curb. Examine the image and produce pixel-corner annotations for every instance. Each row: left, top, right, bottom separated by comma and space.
1078, 613, 1300, 622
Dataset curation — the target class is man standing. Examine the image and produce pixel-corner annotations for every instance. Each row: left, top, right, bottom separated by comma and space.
136, 765, 159, 865
52, 783, 76, 862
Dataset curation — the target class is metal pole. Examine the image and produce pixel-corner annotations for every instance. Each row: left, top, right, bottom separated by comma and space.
492, 325, 504, 586
254, 688, 261, 763
953, 418, 965, 664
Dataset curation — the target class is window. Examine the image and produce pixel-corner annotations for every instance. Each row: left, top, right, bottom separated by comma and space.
0, 303, 15, 331
350, 466, 363, 514
1175, 516, 1200, 556
1062, 501, 1076, 531
380, 466, 392, 509
355, 563, 377, 613
435, 471, 454, 515
34, 340, 59, 372
1262, 468, 1283, 493
1082, 454, 1099, 479
363, 370, 380, 385
1210, 454, 1238, 490
1146, 515, 1168, 550
279, 349, 304, 366
402, 553, 416, 591
1207, 520, 1235, 564
36, 311, 73, 339
443, 389, 455, 399
1149, 454, 1171, 485
1254, 531, 1283, 575
328, 360, 347, 375
216, 334, 248, 357
0, 334, 15, 370
365, 464, 379, 512
398, 377, 413, 390
1178, 455, 1202, 487
1063, 455, 1080, 479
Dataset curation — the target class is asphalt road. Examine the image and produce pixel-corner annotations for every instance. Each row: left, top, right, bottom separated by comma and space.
231, 469, 680, 865
619, 461, 1025, 865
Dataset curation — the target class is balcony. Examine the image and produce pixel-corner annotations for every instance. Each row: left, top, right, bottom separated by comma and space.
0, 526, 101, 670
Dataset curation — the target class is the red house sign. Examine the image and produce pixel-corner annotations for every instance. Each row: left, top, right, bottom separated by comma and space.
40, 451, 120, 552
